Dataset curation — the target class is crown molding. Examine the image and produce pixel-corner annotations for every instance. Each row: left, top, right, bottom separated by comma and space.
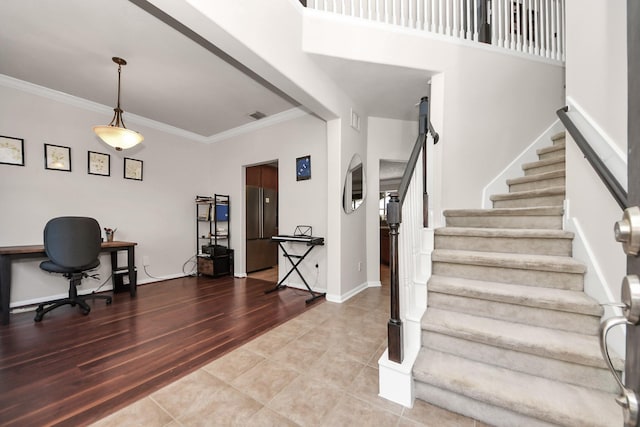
0, 74, 309, 144
206, 107, 309, 143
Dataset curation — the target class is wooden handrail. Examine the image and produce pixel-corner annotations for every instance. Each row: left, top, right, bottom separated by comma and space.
387, 96, 438, 363
556, 106, 628, 210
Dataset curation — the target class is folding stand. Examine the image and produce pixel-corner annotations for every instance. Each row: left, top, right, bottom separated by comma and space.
266, 234, 325, 304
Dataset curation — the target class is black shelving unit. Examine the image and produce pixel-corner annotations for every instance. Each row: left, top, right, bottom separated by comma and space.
196, 194, 233, 277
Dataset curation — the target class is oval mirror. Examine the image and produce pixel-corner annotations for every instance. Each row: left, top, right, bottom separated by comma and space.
343, 154, 365, 213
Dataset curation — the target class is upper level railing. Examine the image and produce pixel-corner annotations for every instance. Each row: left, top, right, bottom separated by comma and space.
305, 0, 565, 62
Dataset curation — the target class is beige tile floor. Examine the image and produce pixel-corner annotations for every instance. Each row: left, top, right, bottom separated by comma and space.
92, 284, 489, 427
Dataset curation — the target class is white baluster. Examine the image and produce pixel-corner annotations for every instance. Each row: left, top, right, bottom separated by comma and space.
561, 0, 565, 60
496, 0, 503, 47
491, 0, 496, 44
555, 0, 561, 60
417, 0, 422, 29
465, 0, 471, 39
402, 0, 407, 27
550, 0, 556, 59
439, 0, 444, 33
360, 0, 364, 17
522, 0, 528, 52
433, 0, 437, 33
473, 0, 479, 41
452, 0, 458, 37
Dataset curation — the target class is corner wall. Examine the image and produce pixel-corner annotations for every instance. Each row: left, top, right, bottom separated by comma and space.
204, 114, 329, 292
564, 0, 627, 356
0, 83, 210, 306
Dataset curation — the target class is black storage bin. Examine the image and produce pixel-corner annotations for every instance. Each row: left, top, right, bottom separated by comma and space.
113, 268, 137, 294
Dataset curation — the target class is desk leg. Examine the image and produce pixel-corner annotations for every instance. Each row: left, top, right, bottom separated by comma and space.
0, 255, 11, 325
128, 246, 136, 297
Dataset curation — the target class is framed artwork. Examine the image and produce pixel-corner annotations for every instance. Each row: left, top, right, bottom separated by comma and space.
0, 136, 25, 166
44, 143, 71, 171
124, 157, 143, 181
88, 151, 110, 176
296, 155, 311, 181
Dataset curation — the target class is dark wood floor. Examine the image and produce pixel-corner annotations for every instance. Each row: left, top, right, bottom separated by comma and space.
0, 275, 317, 426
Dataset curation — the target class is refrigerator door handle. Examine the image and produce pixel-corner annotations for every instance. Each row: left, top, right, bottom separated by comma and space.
259, 187, 264, 239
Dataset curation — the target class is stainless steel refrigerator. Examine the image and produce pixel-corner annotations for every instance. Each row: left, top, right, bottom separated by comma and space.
246, 185, 278, 272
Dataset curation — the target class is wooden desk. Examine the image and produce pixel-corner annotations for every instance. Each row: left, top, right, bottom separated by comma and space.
0, 241, 137, 325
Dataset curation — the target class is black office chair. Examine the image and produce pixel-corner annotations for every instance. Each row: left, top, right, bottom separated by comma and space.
35, 216, 112, 322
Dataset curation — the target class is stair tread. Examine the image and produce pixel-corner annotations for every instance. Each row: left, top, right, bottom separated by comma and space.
537, 142, 566, 155
434, 227, 574, 239
444, 206, 564, 217
490, 186, 565, 201
507, 170, 565, 185
428, 275, 602, 316
551, 131, 566, 142
522, 156, 565, 170
421, 308, 623, 369
414, 348, 621, 427
432, 249, 586, 273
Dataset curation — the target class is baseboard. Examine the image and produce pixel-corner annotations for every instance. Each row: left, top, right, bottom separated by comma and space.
378, 346, 419, 408
326, 281, 368, 303
566, 215, 625, 358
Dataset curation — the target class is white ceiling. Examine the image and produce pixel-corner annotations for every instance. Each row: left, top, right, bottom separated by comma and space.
0, 0, 432, 139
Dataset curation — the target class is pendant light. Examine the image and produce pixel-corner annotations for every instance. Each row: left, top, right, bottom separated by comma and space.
93, 57, 143, 151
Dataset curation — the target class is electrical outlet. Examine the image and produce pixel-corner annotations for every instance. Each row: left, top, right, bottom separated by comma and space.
143, 256, 150, 266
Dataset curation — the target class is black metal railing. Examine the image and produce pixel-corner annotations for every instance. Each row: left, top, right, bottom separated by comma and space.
556, 106, 628, 210
386, 96, 439, 363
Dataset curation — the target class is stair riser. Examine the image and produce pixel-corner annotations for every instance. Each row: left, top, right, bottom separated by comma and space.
428, 292, 600, 335
445, 215, 563, 230
524, 162, 565, 176
420, 331, 618, 394
509, 176, 565, 192
414, 381, 556, 427
432, 262, 584, 290
493, 195, 565, 208
553, 137, 566, 146
538, 149, 566, 161
435, 235, 572, 256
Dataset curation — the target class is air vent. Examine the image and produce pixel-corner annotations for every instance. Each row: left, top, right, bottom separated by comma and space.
249, 111, 267, 120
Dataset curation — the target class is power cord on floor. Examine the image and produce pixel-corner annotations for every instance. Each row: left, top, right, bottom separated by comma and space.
183, 254, 198, 276
143, 264, 164, 280
91, 272, 113, 293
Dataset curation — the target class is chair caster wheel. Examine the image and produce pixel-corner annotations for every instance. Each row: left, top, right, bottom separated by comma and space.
106, 300, 112, 305
81, 309, 90, 316
34, 313, 43, 322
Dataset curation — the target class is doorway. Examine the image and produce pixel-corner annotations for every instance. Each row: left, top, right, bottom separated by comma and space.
245, 162, 279, 274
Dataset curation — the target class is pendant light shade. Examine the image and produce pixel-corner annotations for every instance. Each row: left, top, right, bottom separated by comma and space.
93, 57, 143, 151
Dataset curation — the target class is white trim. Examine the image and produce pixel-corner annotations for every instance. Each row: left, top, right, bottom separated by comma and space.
207, 108, 309, 143
481, 119, 565, 208
378, 346, 419, 407
367, 280, 382, 287
0, 74, 310, 145
303, 7, 564, 67
565, 97, 627, 191
566, 215, 625, 358
325, 280, 368, 303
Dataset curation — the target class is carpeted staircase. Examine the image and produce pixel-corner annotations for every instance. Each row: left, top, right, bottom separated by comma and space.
413, 132, 624, 426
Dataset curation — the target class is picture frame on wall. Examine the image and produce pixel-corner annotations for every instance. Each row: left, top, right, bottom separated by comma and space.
124, 157, 143, 181
0, 136, 25, 166
296, 155, 311, 181
88, 151, 110, 176
44, 143, 71, 171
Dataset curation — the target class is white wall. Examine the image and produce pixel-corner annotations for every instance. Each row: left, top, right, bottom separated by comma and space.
303, 13, 565, 212
149, 0, 370, 301
366, 117, 418, 283
205, 113, 329, 292
0, 83, 210, 306
564, 0, 627, 354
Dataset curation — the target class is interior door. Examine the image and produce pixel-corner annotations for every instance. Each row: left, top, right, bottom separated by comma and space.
625, 0, 640, 417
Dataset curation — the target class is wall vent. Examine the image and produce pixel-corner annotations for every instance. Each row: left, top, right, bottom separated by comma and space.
249, 111, 267, 120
